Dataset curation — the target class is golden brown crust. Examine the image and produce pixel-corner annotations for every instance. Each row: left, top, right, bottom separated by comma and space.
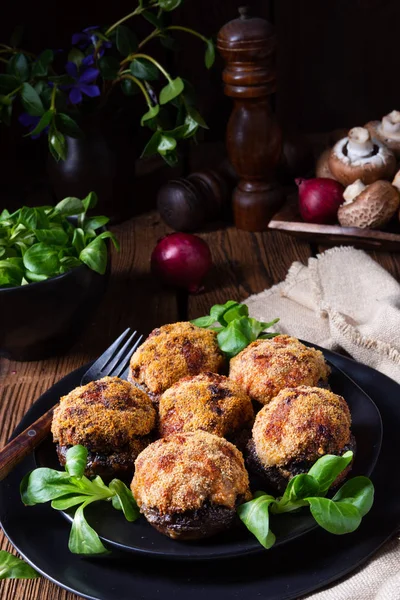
128, 322, 225, 398
252, 386, 352, 469
131, 431, 252, 514
51, 376, 156, 453
158, 372, 254, 439
229, 335, 330, 406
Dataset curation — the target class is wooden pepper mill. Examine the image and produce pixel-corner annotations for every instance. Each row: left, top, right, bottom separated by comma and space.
217, 7, 283, 231
157, 163, 236, 232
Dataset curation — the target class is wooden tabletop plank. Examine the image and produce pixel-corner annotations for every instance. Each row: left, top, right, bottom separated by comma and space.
188, 228, 312, 319
0, 212, 176, 600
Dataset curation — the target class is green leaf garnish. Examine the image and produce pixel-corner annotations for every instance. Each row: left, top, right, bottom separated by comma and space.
238, 451, 375, 548
191, 300, 279, 357
0, 551, 39, 580
20, 444, 140, 556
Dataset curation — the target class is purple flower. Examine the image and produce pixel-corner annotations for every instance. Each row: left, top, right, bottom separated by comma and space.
63, 61, 101, 105
18, 113, 49, 139
71, 26, 112, 58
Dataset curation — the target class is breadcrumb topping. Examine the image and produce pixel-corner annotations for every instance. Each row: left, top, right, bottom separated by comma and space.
128, 322, 225, 398
131, 431, 252, 514
229, 335, 330, 405
159, 372, 254, 438
253, 386, 351, 468
52, 376, 156, 453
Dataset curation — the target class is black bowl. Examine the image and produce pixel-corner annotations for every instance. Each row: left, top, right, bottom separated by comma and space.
0, 261, 109, 361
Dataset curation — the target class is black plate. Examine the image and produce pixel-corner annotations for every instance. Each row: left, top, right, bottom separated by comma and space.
32, 359, 382, 561
1, 348, 399, 600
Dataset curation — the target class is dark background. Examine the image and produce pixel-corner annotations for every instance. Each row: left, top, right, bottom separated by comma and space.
1, 0, 399, 211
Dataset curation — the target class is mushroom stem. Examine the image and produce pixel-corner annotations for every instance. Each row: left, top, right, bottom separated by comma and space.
382, 110, 400, 138
347, 127, 374, 160
343, 179, 367, 204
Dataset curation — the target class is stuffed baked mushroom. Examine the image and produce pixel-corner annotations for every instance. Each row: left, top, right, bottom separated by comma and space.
128, 322, 225, 402
229, 335, 330, 406
246, 386, 355, 493
158, 372, 254, 447
52, 376, 156, 479
131, 431, 252, 540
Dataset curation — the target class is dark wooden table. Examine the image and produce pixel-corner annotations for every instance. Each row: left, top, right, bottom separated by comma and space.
1, 211, 400, 600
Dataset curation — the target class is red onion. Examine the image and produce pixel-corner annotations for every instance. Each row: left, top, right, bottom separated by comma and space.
296, 177, 345, 224
151, 233, 212, 293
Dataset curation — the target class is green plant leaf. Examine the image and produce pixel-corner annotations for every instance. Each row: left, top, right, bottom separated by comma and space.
160, 35, 179, 51
56, 113, 83, 139
237, 492, 276, 549
69, 503, 109, 555
159, 0, 182, 10
121, 78, 139, 96
159, 77, 184, 105
272, 474, 319, 514
83, 216, 109, 231
20, 82, 44, 116
0, 551, 39, 580
24, 270, 49, 282
72, 228, 86, 254
141, 10, 164, 29
332, 476, 374, 517
26, 109, 53, 138
68, 48, 85, 67
116, 25, 138, 56
82, 191, 98, 213
32, 49, 54, 77
20, 468, 76, 505
0, 74, 20, 95
79, 237, 108, 275
65, 445, 88, 478
98, 56, 121, 80
205, 39, 215, 69
35, 228, 69, 246
210, 301, 240, 324
141, 104, 160, 125
109, 479, 140, 522
307, 497, 361, 535
191, 315, 216, 328
7, 53, 29, 81
49, 127, 67, 161
141, 130, 162, 157
187, 106, 208, 129
130, 58, 159, 81
217, 318, 251, 358
55, 197, 84, 216
308, 451, 354, 496
23, 243, 60, 275
97, 231, 120, 251
51, 494, 92, 510
0, 259, 24, 287
157, 134, 176, 154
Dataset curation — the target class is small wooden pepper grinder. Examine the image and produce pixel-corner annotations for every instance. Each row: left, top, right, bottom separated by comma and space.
217, 7, 283, 231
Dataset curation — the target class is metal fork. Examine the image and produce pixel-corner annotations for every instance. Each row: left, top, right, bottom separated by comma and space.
0, 328, 143, 481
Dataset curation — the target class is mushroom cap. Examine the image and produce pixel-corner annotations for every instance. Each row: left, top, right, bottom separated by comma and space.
328, 137, 396, 186
315, 148, 336, 179
365, 120, 400, 158
338, 180, 400, 229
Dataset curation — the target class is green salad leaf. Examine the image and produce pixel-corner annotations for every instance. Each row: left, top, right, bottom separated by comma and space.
20, 445, 140, 556
238, 451, 374, 549
0, 192, 119, 287
191, 300, 279, 357
0, 551, 39, 580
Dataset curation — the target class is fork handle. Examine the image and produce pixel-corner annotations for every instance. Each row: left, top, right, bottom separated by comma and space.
0, 406, 55, 482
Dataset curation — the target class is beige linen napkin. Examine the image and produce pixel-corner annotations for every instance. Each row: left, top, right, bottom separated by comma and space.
245, 246, 400, 599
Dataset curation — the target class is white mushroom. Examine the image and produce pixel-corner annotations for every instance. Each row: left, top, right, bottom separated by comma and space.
338, 179, 400, 229
328, 127, 396, 186
365, 110, 400, 158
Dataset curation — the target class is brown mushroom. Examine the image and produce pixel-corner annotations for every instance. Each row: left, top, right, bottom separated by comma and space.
365, 110, 400, 158
315, 148, 335, 179
328, 127, 396, 186
338, 179, 400, 229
